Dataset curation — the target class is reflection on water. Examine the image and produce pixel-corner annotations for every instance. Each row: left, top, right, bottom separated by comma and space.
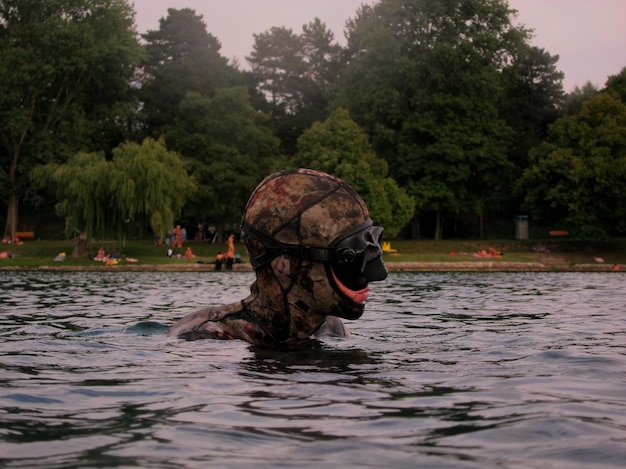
1, 271, 625, 468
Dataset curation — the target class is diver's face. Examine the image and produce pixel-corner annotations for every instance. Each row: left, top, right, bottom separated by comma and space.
328, 222, 388, 307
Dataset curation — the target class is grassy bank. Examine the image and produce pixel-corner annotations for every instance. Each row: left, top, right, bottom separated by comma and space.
1, 238, 625, 269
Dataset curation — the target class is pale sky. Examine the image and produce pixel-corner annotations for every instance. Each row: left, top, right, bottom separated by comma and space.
132, 0, 626, 92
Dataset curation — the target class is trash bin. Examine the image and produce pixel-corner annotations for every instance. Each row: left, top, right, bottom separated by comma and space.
515, 215, 529, 240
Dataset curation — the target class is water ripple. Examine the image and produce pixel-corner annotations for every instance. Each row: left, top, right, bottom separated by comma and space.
0, 271, 625, 468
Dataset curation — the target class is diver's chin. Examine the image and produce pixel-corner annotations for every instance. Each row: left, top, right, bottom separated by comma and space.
331, 270, 369, 305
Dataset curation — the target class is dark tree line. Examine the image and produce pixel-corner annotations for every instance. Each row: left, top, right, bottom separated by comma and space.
2, 0, 625, 244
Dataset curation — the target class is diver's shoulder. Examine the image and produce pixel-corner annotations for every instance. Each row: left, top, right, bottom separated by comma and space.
314, 315, 349, 338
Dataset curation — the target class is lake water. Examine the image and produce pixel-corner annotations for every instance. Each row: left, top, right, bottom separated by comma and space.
1, 270, 625, 468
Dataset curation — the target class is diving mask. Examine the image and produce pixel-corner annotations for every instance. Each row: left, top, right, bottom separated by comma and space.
328, 219, 388, 291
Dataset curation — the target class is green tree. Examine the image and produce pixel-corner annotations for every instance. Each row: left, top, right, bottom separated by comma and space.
518, 92, 626, 239
32, 151, 113, 251
604, 66, 626, 102
293, 108, 414, 237
335, 0, 551, 239
32, 138, 194, 255
301, 18, 343, 88
562, 82, 599, 116
0, 0, 142, 241
139, 8, 244, 135
165, 88, 280, 227
247, 26, 305, 112
498, 45, 564, 179
247, 19, 341, 154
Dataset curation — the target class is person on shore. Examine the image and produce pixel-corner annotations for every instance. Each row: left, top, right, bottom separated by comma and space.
168, 168, 388, 345
207, 224, 217, 243
94, 247, 107, 261
225, 233, 236, 270
166, 226, 175, 246
214, 252, 225, 271
175, 225, 183, 248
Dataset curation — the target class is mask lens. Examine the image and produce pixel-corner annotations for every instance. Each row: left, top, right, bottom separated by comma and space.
330, 224, 388, 290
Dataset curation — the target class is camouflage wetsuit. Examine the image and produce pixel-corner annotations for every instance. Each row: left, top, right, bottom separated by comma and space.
168, 168, 387, 346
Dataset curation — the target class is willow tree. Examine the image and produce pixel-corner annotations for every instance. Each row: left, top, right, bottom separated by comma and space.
32, 152, 113, 254
32, 138, 194, 256
293, 108, 414, 237
110, 138, 195, 241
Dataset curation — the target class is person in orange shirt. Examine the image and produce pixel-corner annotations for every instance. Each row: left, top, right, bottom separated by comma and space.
94, 247, 107, 261
224, 233, 235, 269
184, 247, 194, 259
488, 246, 502, 257
214, 252, 225, 271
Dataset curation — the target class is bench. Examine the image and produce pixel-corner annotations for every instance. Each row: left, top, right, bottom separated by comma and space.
548, 230, 569, 238
15, 231, 35, 240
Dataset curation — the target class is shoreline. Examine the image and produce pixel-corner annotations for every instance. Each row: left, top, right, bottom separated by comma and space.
0, 262, 621, 272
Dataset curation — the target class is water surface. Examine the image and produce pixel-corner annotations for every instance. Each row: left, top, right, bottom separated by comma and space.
1, 271, 625, 468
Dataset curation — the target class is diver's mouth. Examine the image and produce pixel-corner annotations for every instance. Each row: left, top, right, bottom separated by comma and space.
331, 270, 369, 304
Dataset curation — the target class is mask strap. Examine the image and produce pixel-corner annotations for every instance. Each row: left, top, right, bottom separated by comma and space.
328, 219, 373, 248
241, 221, 337, 269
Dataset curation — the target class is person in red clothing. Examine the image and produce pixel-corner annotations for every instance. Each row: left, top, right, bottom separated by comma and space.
168, 168, 388, 345
174, 225, 183, 248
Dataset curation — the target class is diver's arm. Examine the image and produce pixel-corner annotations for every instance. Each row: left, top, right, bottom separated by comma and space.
168, 309, 235, 341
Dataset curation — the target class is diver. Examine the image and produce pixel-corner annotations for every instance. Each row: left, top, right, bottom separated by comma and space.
167, 168, 388, 345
